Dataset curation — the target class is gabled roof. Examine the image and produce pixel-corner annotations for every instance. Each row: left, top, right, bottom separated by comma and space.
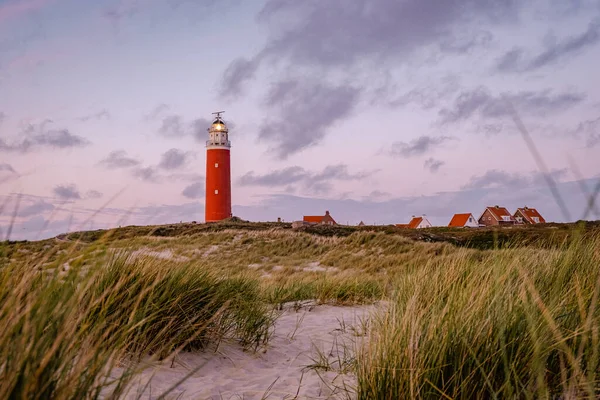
303, 215, 325, 223
480, 206, 514, 222
408, 217, 423, 229
303, 210, 336, 224
448, 213, 474, 227
515, 207, 545, 223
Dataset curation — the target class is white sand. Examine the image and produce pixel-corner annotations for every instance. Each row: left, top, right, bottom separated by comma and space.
114, 303, 379, 400
127, 248, 189, 262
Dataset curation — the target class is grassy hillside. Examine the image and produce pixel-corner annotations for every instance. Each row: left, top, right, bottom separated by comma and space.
1, 220, 599, 398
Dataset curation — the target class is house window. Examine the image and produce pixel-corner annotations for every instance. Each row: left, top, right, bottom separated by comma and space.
215, 163, 219, 168
214, 189, 219, 195
532, 217, 539, 223
502, 216, 510, 221
468, 217, 473, 222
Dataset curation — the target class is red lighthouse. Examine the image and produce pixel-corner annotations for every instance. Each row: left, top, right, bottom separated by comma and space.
205, 111, 232, 222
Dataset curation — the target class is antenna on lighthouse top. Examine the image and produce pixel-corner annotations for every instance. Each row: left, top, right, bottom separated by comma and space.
212, 111, 225, 119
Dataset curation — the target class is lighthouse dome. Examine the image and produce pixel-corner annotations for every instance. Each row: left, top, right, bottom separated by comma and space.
206, 113, 231, 148
209, 117, 228, 133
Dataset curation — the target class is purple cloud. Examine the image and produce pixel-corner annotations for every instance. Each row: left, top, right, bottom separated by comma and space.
0, 0, 52, 23
53, 184, 81, 200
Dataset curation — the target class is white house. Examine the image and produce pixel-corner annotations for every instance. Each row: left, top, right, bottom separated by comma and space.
448, 213, 479, 228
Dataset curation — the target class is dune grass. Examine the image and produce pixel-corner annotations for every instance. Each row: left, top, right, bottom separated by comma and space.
356, 233, 600, 399
2, 223, 600, 398
0, 247, 273, 399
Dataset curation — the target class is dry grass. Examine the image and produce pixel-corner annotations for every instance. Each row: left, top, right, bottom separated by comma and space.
2, 223, 600, 398
0, 245, 273, 399
356, 233, 600, 399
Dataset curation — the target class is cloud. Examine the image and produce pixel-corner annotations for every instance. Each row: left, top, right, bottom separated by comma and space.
217, 0, 527, 157
424, 158, 445, 173
132, 166, 161, 183
0, 196, 55, 218
220, 0, 521, 97
574, 116, 600, 147
99, 150, 141, 169
461, 168, 569, 190
0, 0, 51, 23
0, 122, 89, 153
380, 74, 461, 109
362, 190, 391, 202
240, 166, 312, 187
0, 163, 16, 174
239, 164, 373, 194
157, 113, 230, 142
220, 57, 260, 100
52, 184, 81, 200
439, 86, 585, 125
181, 182, 204, 199
158, 115, 186, 137
78, 109, 111, 122
439, 30, 494, 54
145, 103, 170, 121
85, 190, 103, 199
495, 18, 600, 73
390, 136, 455, 158
0, 163, 18, 184
0, 215, 77, 242
190, 117, 214, 142
158, 148, 194, 170
18, 200, 55, 217
258, 79, 360, 158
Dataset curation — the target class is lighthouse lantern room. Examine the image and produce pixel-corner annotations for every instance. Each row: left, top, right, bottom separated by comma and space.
205, 111, 232, 222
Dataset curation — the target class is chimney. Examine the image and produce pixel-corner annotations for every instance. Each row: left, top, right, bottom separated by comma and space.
495, 205, 499, 208
277, 217, 281, 223
325, 210, 330, 215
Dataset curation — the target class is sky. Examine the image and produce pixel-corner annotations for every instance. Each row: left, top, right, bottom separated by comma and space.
1, 0, 599, 240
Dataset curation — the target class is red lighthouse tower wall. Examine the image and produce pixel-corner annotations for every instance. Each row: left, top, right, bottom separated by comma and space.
205, 148, 231, 222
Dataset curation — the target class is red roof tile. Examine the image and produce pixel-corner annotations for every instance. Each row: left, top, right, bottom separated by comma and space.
486, 206, 514, 221
516, 207, 545, 223
448, 213, 473, 227
303, 216, 324, 223
408, 217, 423, 229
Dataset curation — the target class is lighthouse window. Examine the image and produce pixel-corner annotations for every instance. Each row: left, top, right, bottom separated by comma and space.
215, 163, 219, 168
214, 189, 219, 194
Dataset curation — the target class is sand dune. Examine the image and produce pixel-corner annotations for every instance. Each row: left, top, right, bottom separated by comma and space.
116, 303, 379, 400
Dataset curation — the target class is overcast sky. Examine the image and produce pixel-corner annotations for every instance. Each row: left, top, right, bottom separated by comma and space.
1, 0, 599, 240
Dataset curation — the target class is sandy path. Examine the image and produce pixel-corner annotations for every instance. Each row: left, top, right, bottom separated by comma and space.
116, 303, 379, 400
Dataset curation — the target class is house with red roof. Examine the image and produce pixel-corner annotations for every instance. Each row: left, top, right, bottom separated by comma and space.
448, 213, 478, 228
514, 207, 545, 224
396, 215, 432, 229
478, 205, 516, 226
302, 210, 337, 226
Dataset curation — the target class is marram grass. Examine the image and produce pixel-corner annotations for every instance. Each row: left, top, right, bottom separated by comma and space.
2, 224, 600, 399
356, 234, 600, 399
0, 251, 273, 399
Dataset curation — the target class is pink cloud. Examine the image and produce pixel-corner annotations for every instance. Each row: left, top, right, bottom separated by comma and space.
0, 0, 52, 23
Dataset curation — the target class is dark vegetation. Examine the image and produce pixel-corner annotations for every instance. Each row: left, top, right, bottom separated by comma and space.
47, 219, 600, 250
